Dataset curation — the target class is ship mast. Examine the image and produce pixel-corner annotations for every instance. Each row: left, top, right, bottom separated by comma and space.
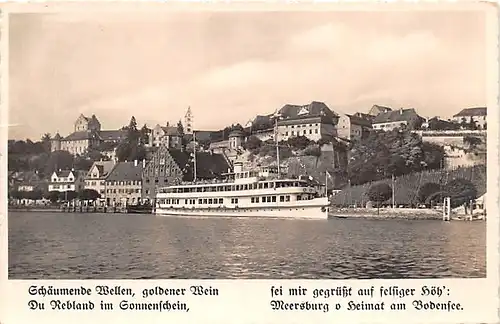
193, 131, 197, 182
275, 116, 280, 177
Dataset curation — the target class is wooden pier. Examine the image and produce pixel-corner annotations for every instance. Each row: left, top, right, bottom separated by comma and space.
59, 204, 153, 214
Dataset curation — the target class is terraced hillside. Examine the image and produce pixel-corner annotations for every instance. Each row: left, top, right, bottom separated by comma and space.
330, 164, 486, 207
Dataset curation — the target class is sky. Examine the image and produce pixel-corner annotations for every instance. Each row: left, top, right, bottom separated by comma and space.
8, 9, 487, 140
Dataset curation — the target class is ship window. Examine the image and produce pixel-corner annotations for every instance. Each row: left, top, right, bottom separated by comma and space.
264, 183, 269, 189
280, 195, 285, 202
251, 197, 255, 203
166, 199, 170, 204
297, 195, 302, 201
286, 195, 290, 202
185, 199, 188, 204
231, 185, 235, 191
203, 199, 208, 204
235, 198, 238, 204
244, 184, 248, 190
208, 198, 213, 204
255, 197, 259, 203
198, 199, 202, 204
258, 183, 263, 189
272, 196, 277, 202
219, 198, 223, 204
262, 196, 266, 202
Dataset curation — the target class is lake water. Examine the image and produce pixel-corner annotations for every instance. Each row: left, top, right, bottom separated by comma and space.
8, 212, 486, 279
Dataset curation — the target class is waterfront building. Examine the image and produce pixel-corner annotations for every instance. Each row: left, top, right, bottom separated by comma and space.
141, 146, 231, 202
104, 161, 144, 206
148, 123, 182, 148
48, 169, 86, 192
336, 114, 372, 140
84, 161, 116, 197
372, 108, 424, 131
452, 107, 487, 129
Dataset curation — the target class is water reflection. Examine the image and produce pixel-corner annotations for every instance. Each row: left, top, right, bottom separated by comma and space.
8, 212, 486, 279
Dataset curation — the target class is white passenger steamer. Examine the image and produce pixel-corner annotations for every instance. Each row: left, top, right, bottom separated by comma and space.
154, 162, 329, 219
155, 116, 330, 219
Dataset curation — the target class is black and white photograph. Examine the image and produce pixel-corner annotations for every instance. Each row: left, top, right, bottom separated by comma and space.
5, 5, 493, 281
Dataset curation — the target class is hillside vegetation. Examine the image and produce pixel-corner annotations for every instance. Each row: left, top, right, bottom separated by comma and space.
330, 164, 486, 207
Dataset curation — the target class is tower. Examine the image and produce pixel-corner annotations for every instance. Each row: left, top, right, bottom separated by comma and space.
51, 133, 62, 152
184, 106, 193, 135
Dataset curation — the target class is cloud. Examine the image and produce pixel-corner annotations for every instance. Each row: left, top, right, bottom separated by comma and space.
287, 23, 348, 54
8, 11, 487, 140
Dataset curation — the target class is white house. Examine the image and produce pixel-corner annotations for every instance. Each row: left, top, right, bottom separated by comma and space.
452, 107, 487, 129
48, 169, 86, 192
336, 114, 372, 140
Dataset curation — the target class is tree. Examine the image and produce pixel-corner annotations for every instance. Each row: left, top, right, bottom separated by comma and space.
44, 150, 74, 176
24, 190, 43, 201
140, 124, 150, 146
41, 133, 52, 153
78, 189, 101, 201
244, 135, 262, 151
61, 190, 78, 201
287, 136, 311, 150
347, 129, 443, 186
417, 182, 441, 206
304, 144, 321, 157
177, 120, 186, 149
116, 116, 146, 162
463, 136, 482, 149
445, 178, 478, 212
45, 191, 60, 203
366, 183, 393, 215
74, 156, 93, 171
426, 191, 445, 206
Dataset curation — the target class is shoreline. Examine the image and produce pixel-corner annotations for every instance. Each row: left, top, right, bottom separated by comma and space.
329, 207, 485, 221
8, 207, 485, 221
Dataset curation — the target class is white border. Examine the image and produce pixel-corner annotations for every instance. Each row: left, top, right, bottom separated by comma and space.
0, 2, 498, 324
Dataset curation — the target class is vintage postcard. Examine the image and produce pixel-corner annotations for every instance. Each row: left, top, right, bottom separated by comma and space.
0, 1, 498, 324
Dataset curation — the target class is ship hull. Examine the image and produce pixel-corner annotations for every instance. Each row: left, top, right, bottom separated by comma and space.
154, 205, 329, 220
